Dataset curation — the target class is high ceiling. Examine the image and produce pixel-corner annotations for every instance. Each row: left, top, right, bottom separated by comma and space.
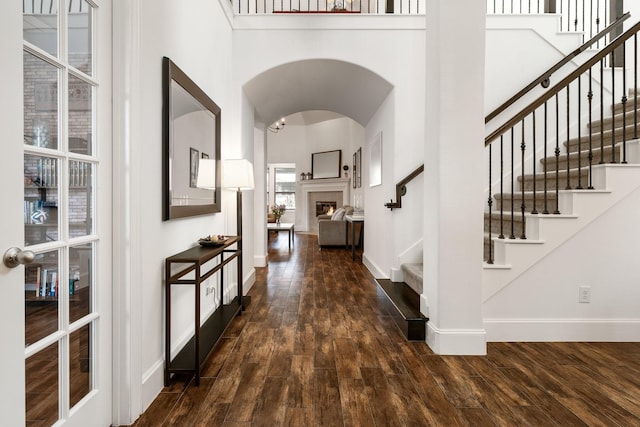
243, 59, 393, 127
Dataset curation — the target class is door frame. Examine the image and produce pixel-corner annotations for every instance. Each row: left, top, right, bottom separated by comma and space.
0, 1, 27, 424
111, 0, 144, 424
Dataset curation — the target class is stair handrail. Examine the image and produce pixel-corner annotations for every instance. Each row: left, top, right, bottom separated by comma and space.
486, 17, 640, 147
485, 11, 631, 125
384, 165, 424, 210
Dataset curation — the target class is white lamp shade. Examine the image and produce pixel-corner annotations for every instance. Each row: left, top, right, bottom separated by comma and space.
196, 158, 216, 189
223, 159, 255, 190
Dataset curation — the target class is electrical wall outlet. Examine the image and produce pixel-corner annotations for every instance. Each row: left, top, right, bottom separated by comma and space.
579, 286, 591, 303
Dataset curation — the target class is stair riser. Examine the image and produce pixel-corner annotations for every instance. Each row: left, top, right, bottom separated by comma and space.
590, 110, 640, 133
519, 174, 590, 191
613, 97, 640, 114
493, 197, 558, 214
566, 126, 639, 154
541, 147, 620, 171
484, 215, 525, 238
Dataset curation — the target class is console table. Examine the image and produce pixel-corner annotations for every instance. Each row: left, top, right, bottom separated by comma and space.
345, 215, 364, 261
164, 236, 242, 386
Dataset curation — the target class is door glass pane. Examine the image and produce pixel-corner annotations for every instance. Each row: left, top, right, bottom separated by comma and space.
69, 243, 92, 323
68, 0, 93, 75
26, 341, 60, 426
70, 324, 92, 408
68, 75, 93, 155
24, 51, 59, 149
68, 161, 93, 238
25, 250, 60, 347
25, 154, 60, 245
23, 0, 59, 57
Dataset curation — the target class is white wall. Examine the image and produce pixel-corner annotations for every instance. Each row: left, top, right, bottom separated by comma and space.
484, 185, 640, 341
266, 117, 364, 230
234, 27, 426, 279
126, 0, 242, 416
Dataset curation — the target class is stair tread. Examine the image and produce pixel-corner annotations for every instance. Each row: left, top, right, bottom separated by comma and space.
376, 279, 427, 322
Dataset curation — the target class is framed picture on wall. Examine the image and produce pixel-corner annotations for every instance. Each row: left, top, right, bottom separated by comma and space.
369, 132, 382, 187
356, 147, 362, 188
189, 147, 199, 187
352, 151, 357, 189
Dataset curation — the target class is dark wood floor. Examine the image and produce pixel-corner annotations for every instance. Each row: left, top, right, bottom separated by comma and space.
134, 233, 640, 426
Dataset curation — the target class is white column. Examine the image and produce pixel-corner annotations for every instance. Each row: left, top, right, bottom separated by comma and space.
254, 124, 268, 267
423, 0, 487, 355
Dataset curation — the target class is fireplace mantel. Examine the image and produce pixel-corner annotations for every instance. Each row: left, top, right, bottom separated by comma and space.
298, 178, 351, 232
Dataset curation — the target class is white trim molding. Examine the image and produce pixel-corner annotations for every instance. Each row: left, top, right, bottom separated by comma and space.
426, 324, 487, 355
484, 318, 640, 342
297, 178, 350, 232
112, 0, 142, 424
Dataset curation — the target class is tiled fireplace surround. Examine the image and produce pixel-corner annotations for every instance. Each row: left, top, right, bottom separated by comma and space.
298, 178, 350, 233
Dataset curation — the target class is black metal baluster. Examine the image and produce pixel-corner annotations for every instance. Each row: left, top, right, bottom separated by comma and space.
596, 0, 601, 47
555, 93, 561, 214
532, 111, 538, 214
577, 76, 583, 189
520, 120, 527, 239
510, 127, 516, 239
500, 135, 505, 239
588, 67, 594, 189
611, 49, 616, 163
589, 0, 593, 39
566, 86, 572, 189
600, 58, 605, 163
544, 102, 550, 214
488, 143, 494, 264
622, 40, 628, 164
574, 0, 578, 33
581, 0, 585, 36
633, 33, 638, 139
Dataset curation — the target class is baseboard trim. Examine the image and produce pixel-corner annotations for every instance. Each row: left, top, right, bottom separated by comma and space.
426, 323, 487, 355
141, 360, 164, 412
253, 255, 267, 268
484, 318, 640, 341
243, 267, 256, 294
362, 253, 386, 279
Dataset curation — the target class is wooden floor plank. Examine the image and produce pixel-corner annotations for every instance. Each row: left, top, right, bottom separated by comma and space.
134, 234, 640, 427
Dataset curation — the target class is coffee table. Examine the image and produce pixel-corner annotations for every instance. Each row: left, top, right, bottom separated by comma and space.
267, 222, 295, 249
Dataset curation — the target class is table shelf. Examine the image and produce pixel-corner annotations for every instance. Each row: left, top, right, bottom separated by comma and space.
164, 236, 243, 386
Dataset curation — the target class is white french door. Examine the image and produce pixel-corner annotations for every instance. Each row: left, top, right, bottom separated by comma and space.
0, 1, 112, 425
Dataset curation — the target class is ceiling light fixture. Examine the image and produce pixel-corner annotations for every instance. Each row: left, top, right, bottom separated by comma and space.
268, 118, 286, 133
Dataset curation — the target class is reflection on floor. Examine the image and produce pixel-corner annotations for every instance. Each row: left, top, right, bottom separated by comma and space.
25, 288, 91, 426
134, 233, 640, 426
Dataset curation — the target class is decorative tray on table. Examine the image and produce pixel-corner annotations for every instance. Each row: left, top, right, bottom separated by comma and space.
198, 235, 228, 246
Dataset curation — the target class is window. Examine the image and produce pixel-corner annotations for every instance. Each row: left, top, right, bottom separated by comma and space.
274, 167, 296, 209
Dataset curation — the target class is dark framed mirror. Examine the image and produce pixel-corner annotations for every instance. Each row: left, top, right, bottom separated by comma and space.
163, 57, 221, 220
311, 149, 341, 179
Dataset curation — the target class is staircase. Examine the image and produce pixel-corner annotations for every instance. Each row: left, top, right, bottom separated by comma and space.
484, 93, 640, 266
483, 16, 640, 304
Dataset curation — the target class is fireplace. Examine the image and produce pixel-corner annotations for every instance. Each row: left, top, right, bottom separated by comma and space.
315, 201, 337, 217
298, 177, 350, 232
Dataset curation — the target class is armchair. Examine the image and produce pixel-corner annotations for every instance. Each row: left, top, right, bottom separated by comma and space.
317, 206, 362, 247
